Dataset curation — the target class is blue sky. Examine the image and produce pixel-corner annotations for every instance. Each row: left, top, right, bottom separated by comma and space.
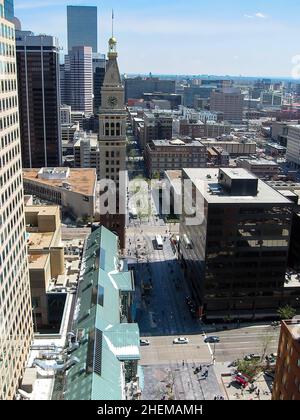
14, 0, 300, 77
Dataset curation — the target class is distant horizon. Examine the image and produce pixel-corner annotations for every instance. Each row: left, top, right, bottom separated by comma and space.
123, 73, 298, 82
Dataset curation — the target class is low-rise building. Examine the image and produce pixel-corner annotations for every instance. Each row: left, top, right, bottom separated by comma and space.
25, 205, 65, 329
272, 319, 300, 400
62, 227, 142, 400
23, 167, 96, 220
236, 157, 279, 179
266, 142, 287, 157
145, 138, 207, 178
200, 139, 257, 156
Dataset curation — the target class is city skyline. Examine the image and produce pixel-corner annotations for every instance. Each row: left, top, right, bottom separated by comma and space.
14, 0, 300, 78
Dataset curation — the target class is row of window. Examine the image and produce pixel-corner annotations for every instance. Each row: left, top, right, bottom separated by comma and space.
0, 23, 14, 41
0, 110, 18, 134
0, 41, 15, 58
0, 78, 17, 94
0, 127, 19, 150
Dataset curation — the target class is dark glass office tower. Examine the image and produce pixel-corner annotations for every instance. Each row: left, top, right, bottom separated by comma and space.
179, 168, 300, 321
67, 5, 98, 53
16, 30, 62, 168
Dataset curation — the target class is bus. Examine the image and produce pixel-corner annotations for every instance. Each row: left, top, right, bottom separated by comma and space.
155, 235, 163, 250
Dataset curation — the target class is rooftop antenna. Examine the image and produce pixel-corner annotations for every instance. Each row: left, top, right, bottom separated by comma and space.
112, 9, 114, 38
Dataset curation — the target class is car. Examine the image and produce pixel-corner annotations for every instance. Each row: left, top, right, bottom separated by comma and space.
140, 339, 150, 346
233, 372, 249, 388
244, 354, 261, 361
204, 336, 220, 343
228, 360, 239, 368
173, 337, 189, 345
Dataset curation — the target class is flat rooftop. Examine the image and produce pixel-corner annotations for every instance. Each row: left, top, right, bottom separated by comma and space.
25, 206, 59, 217
239, 158, 278, 166
152, 139, 204, 147
28, 253, 49, 269
27, 232, 55, 249
23, 168, 96, 196
183, 168, 293, 204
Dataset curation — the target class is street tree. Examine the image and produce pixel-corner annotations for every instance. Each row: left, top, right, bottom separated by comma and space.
277, 305, 296, 320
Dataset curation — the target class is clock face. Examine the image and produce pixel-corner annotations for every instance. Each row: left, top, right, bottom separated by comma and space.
107, 96, 118, 108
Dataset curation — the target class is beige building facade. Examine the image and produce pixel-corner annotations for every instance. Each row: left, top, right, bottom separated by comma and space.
25, 206, 64, 328
0, 1, 33, 399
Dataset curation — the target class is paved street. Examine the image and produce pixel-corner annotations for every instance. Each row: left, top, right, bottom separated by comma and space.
126, 220, 280, 400
203, 325, 280, 363
142, 362, 224, 401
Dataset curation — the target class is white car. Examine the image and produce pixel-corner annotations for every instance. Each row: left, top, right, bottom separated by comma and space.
173, 337, 189, 345
140, 339, 150, 346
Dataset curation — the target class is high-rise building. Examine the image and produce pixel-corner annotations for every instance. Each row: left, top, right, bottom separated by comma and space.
286, 125, 300, 168
67, 5, 98, 53
272, 319, 300, 400
124, 76, 176, 102
64, 46, 93, 115
99, 35, 127, 249
93, 53, 106, 114
210, 88, 244, 122
179, 168, 299, 321
3, 0, 14, 21
0, 0, 33, 399
16, 30, 62, 168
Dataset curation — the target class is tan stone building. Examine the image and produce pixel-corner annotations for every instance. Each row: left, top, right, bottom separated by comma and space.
98, 35, 126, 248
0, 1, 34, 399
23, 167, 96, 220
25, 206, 65, 328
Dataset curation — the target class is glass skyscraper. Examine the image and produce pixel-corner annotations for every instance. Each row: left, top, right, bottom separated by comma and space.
4, 0, 14, 21
67, 5, 98, 52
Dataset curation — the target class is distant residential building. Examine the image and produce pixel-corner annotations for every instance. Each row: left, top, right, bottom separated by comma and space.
261, 91, 283, 108
64, 46, 93, 115
125, 76, 176, 102
286, 125, 300, 168
179, 168, 297, 320
23, 167, 96, 220
236, 157, 279, 179
271, 121, 294, 147
200, 139, 256, 156
67, 5, 98, 53
74, 131, 100, 178
16, 30, 62, 168
210, 88, 244, 122
272, 320, 300, 400
207, 146, 229, 167
266, 142, 287, 157
25, 205, 65, 329
61, 227, 141, 401
141, 111, 173, 150
142, 92, 182, 110
145, 138, 207, 177
183, 85, 216, 107
61, 122, 80, 157
71, 110, 85, 129
61, 104, 72, 124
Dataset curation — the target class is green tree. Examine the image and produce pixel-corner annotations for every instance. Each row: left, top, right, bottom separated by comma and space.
277, 305, 296, 320
236, 359, 261, 381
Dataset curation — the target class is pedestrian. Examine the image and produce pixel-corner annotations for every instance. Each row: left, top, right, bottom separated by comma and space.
182, 360, 185, 367
199, 365, 202, 372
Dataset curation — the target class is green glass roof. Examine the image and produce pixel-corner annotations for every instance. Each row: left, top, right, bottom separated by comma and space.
63, 227, 140, 401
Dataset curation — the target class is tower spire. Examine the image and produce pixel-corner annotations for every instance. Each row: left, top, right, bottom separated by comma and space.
112, 9, 114, 38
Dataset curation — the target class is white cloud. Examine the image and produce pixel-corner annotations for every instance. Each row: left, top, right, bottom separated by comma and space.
244, 12, 268, 19
255, 12, 267, 19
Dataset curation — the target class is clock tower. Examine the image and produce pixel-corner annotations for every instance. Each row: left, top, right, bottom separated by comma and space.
99, 30, 127, 249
